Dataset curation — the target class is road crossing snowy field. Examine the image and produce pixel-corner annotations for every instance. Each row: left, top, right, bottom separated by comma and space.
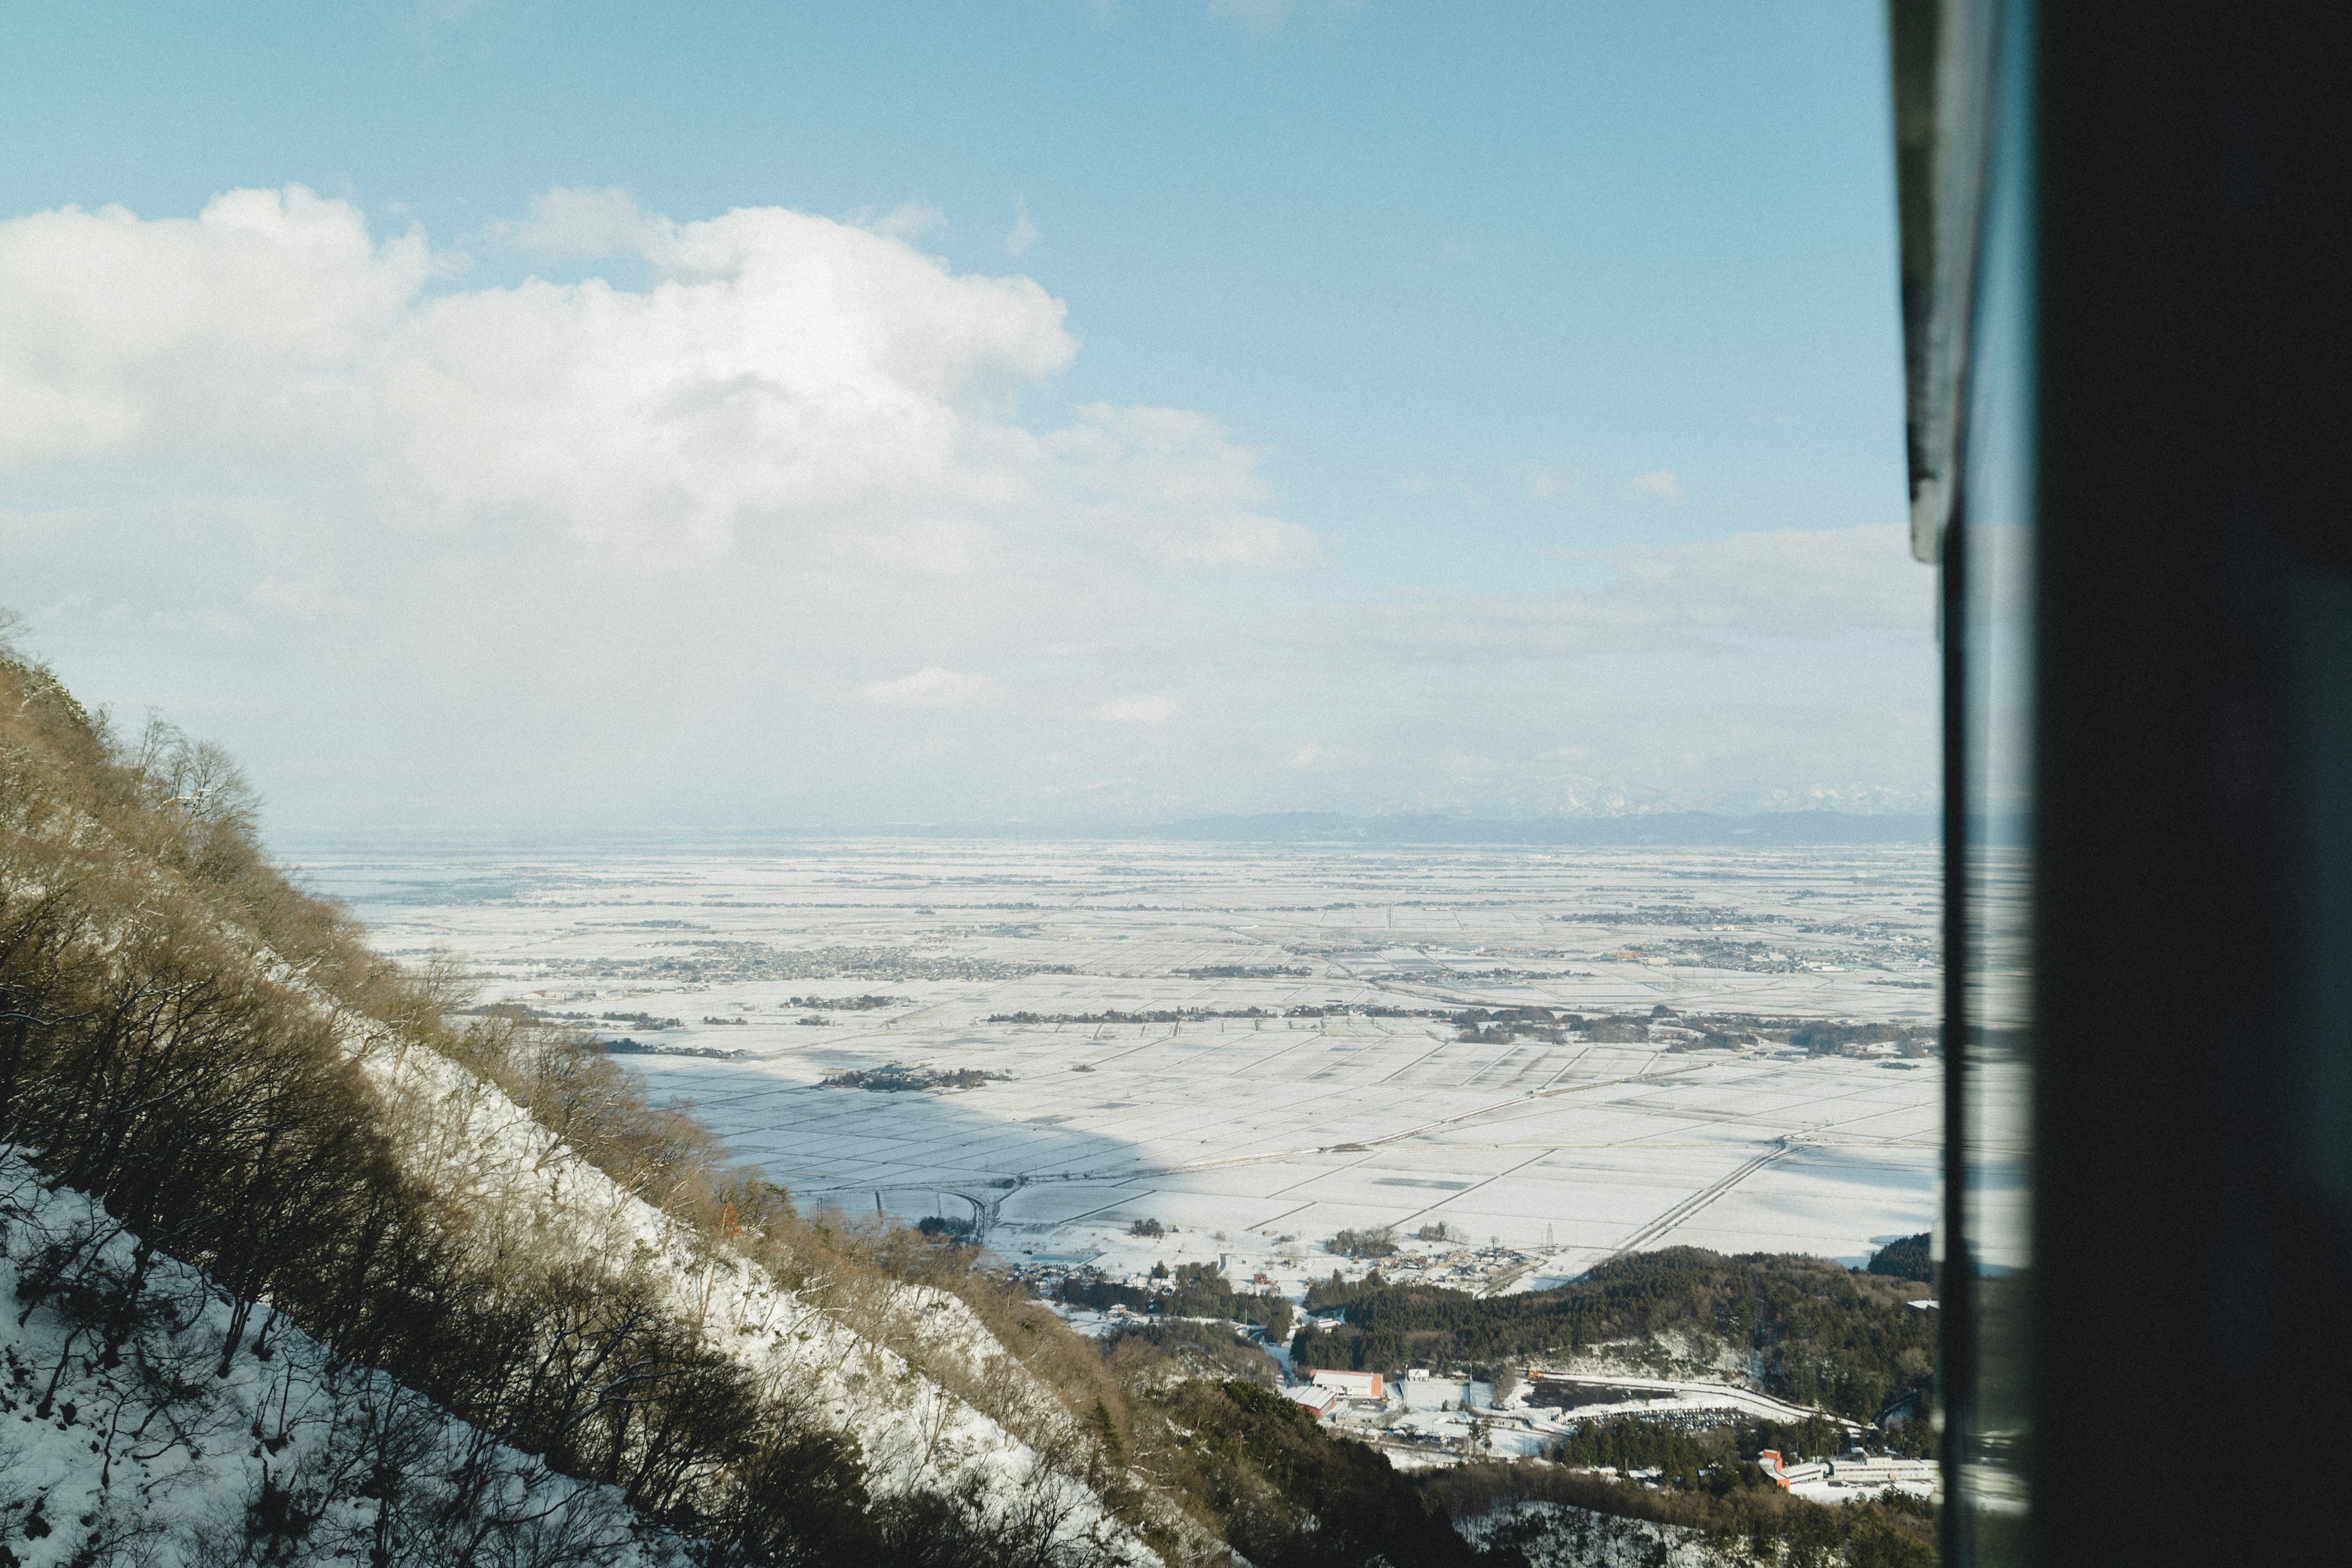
292, 836, 1942, 1291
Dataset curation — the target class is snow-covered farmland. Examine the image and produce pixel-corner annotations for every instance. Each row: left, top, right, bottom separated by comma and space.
291, 838, 1944, 1287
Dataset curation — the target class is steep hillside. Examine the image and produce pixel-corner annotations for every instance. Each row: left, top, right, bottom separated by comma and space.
0, 638, 1177, 1566
350, 1014, 1154, 1560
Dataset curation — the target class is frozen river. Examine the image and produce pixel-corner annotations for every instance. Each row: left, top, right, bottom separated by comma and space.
287, 835, 1943, 1293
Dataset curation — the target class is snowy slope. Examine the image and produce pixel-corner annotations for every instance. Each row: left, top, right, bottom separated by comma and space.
0, 1148, 688, 1568
0, 657, 1177, 1564
347, 1027, 1166, 1566
1457, 1501, 1716, 1567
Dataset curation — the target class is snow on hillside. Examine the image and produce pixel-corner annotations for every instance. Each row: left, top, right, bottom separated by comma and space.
0, 1147, 688, 1568
1457, 1501, 1715, 1567
345, 1027, 1165, 1566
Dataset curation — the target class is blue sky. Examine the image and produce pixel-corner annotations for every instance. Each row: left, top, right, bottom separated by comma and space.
0, 1, 1933, 829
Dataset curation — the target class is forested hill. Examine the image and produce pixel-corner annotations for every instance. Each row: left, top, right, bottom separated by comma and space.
1292, 1246, 1937, 1424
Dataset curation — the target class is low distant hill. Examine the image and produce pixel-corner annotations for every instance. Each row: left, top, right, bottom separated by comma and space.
1145, 810, 1939, 846
273, 809, 1943, 854
737, 809, 1942, 846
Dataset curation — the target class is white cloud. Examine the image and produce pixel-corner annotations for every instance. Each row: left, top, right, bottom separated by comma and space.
488, 185, 666, 259
1093, 693, 1180, 724
1047, 404, 1319, 568
862, 667, 1001, 707
0, 185, 1310, 574
867, 203, 948, 242
1621, 467, 1686, 504
0, 187, 1932, 831
1317, 525, 1932, 666
1615, 524, 1931, 631
0, 187, 432, 465
1003, 202, 1038, 258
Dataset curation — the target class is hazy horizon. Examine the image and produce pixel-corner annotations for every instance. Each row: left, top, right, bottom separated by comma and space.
264, 806, 1942, 859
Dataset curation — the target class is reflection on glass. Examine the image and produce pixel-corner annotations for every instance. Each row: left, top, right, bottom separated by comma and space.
1946, 1, 2034, 1561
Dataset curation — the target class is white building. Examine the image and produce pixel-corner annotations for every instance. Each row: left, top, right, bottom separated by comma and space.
1310, 1369, 1386, 1400
1760, 1450, 1828, 1488
1827, 1455, 1940, 1490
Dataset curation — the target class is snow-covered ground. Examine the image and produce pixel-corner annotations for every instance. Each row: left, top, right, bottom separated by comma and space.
290, 839, 1947, 1282
0, 1148, 687, 1568
1528, 1374, 1869, 1428
1402, 1377, 1492, 1412
0, 877, 1177, 1568
1457, 1501, 1717, 1567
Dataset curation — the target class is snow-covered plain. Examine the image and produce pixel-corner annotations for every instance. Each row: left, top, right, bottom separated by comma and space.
292, 839, 1943, 1289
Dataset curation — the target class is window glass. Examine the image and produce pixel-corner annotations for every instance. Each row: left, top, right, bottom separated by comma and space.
1947, 1, 2035, 1559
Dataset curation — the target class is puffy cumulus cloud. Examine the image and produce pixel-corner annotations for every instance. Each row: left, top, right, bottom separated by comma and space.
0, 187, 431, 464
0, 185, 1312, 571
384, 200, 1080, 560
